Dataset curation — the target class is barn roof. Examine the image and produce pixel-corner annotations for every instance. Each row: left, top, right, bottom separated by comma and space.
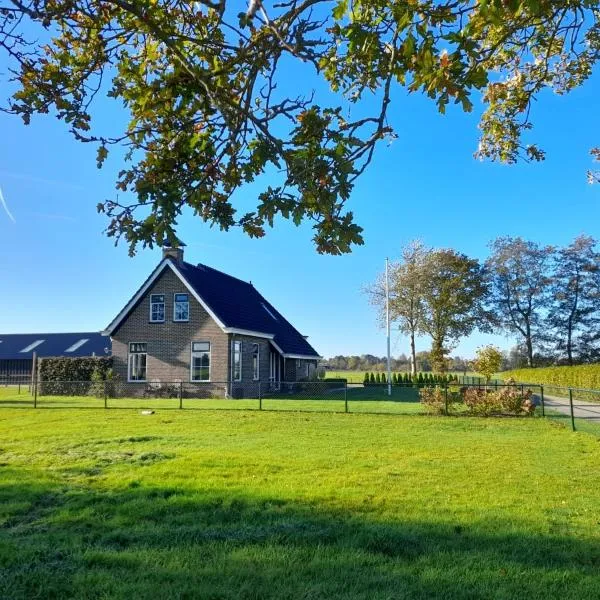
0, 332, 110, 360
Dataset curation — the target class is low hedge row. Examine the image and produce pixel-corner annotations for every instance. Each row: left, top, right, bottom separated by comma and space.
38, 356, 113, 382
38, 357, 113, 396
501, 364, 600, 391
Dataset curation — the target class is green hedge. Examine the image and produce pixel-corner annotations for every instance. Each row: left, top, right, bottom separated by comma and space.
38, 357, 113, 395
501, 365, 600, 391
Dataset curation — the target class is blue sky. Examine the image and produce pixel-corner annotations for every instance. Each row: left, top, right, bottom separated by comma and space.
1, 53, 599, 360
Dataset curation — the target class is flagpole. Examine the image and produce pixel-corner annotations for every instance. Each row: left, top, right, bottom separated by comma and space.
385, 257, 391, 397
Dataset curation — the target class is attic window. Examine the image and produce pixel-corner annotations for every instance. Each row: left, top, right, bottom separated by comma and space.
65, 338, 89, 353
20, 340, 44, 353
150, 294, 165, 322
261, 303, 278, 321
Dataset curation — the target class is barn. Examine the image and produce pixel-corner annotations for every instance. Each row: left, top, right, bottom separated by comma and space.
0, 333, 110, 382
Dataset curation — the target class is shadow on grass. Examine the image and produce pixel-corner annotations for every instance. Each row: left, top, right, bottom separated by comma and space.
1, 474, 599, 599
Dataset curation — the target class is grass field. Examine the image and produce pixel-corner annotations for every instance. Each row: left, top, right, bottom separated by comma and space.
1, 402, 600, 598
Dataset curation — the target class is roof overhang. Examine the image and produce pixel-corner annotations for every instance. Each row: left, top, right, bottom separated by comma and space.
103, 259, 227, 336
224, 328, 274, 339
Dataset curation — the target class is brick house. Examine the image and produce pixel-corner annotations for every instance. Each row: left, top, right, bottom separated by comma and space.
102, 245, 320, 396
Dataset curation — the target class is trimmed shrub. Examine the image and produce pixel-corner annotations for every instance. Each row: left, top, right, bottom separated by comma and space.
381, 373, 386, 384
370, 373, 376, 384
375, 372, 381, 384
417, 373, 424, 387
364, 372, 370, 385
38, 356, 113, 396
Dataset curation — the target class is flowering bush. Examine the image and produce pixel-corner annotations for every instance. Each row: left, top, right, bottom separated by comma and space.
463, 386, 535, 416
419, 386, 460, 415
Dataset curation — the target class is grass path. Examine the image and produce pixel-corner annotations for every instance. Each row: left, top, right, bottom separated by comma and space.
1, 408, 600, 598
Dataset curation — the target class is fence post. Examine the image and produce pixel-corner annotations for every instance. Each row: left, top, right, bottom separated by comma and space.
540, 385, 545, 417
34, 379, 37, 408
569, 388, 575, 431
258, 381, 261, 410
444, 385, 449, 416
104, 380, 108, 409
179, 381, 183, 409
344, 381, 348, 413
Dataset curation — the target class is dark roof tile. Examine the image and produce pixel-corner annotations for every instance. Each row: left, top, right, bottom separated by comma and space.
177, 261, 319, 357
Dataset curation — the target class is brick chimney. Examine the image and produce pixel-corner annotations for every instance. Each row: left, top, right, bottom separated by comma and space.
162, 239, 186, 263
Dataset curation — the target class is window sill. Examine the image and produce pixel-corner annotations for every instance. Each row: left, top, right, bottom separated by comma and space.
149, 320, 165, 324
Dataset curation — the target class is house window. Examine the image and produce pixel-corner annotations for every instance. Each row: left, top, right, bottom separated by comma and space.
174, 293, 190, 322
150, 294, 165, 322
128, 343, 147, 381
191, 342, 210, 382
252, 343, 260, 381
232, 340, 242, 381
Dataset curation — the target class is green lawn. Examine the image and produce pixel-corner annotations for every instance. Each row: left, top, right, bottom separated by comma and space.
1, 405, 600, 599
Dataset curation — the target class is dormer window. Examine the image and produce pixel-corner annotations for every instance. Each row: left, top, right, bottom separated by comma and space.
174, 293, 190, 322
150, 294, 165, 322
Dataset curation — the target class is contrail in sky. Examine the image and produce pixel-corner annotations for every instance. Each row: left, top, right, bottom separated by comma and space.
0, 186, 16, 223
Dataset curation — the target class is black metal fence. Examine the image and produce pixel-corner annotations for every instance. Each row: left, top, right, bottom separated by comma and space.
0, 379, 536, 414
0, 378, 598, 435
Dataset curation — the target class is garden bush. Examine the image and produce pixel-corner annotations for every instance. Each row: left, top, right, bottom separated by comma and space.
419, 386, 460, 415
463, 387, 535, 417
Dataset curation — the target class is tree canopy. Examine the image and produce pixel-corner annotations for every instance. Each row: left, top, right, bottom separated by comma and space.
1, 1, 598, 253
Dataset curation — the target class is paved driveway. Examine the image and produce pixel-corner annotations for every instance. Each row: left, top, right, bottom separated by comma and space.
535, 393, 600, 421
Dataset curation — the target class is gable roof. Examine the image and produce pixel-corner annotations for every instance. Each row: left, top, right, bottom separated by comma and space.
104, 259, 320, 359
0, 332, 110, 360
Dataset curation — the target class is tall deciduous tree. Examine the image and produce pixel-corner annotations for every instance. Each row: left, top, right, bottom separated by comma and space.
1, 2, 598, 252
419, 249, 488, 373
548, 235, 600, 365
485, 237, 554, 368
367, 240, 428, 375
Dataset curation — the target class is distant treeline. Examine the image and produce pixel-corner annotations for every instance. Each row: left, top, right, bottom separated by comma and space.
323, 352, 470, 373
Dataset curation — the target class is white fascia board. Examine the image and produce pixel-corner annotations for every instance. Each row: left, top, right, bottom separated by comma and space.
103, 259, 227, 335
224, 328, 274, 340
168, 261, 227, 330
268, 341, 320, 360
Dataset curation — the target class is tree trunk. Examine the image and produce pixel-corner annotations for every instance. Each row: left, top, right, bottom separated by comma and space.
410, 330, 417, 376
567, 322, 573, 366
525, 334, 534, 368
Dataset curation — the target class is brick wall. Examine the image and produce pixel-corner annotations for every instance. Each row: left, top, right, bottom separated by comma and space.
111, 268, 229, 384
110, 264, 318, 392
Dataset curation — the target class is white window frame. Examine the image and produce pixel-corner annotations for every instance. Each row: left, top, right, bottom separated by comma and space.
252, 343, 260, 381
232, 340, 242, 382
149, 294, 165, 323
190, 341, 211, 382
173, 292, 190, 322
128, 342, 147, 382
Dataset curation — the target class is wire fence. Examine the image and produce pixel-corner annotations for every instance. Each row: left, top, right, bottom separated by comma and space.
0, 377, 598, 435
